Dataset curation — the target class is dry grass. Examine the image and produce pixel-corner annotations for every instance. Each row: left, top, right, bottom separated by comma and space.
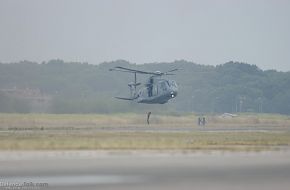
0, 131, 289, 151
0, 113, 289, 151
0, 113, 289, 129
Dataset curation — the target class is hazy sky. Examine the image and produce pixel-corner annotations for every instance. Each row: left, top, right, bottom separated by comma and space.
0, 0, 290, 71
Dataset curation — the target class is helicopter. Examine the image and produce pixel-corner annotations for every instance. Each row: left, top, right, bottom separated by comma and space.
109, 66, 178, 104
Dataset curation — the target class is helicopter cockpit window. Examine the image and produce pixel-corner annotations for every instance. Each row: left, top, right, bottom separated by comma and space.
153, 85, 158, 96
166, 81, 170, 87
169, 81, 177, 88
160, 81, 168, 91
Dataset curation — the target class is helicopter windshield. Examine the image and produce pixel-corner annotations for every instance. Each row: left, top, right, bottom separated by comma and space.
160, 81, 169, 91
168, 80, 177, 88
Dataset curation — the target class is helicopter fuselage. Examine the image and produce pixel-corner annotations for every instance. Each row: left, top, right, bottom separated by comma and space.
135, 78, 178, 104
110, 66, 179, 104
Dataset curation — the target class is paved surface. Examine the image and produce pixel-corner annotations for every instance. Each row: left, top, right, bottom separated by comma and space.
1, 151, 290, 190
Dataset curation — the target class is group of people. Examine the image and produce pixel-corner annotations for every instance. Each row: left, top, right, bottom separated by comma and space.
198, 117, 206, 126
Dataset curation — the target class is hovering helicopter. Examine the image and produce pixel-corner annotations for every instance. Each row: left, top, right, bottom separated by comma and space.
109, 66, 178, 105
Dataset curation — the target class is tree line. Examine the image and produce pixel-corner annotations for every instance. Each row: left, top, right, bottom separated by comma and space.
0, 59, 289, 114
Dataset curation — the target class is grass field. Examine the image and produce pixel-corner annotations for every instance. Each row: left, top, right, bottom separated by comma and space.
0, 113, 289, 151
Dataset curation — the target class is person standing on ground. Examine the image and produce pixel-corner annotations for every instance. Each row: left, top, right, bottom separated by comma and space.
147, 112, 151, 125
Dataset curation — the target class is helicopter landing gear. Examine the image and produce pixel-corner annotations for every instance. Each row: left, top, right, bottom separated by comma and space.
147, 112, 151, 125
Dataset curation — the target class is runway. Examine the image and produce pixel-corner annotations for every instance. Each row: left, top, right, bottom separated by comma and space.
1, 151, 290, 190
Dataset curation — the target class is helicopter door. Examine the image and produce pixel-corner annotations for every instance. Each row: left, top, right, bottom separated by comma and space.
143, 88, 149, 98
159, 81, 168, 93
152, 84, 158, 96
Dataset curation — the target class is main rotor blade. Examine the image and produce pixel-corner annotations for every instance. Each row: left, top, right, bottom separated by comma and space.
165, 68, 179, 73
110, 66, 179, 76
109, 68, 136, 73
113, 66, 156, 75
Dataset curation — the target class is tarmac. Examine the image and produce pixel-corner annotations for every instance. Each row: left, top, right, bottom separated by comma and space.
1, 150, 290, 190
